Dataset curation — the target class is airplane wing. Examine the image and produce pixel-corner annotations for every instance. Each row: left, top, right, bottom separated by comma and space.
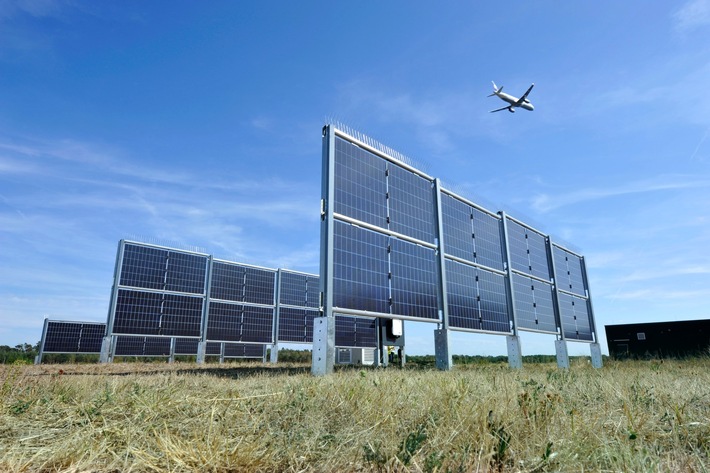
489, 106, 511, 113
516, 83, 535, 105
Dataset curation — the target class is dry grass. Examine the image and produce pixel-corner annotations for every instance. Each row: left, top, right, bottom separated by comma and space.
1, 359, 708, 472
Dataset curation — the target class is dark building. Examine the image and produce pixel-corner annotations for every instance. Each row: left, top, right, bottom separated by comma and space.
606, 319, 710, 359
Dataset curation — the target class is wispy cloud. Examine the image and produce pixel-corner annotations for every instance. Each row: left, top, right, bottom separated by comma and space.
673, 0, 710, 33
531, 175, 710, 213
0, 0, 63, 21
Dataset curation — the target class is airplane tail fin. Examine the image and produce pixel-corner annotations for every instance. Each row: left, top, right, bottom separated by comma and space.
488, 81, 501, 97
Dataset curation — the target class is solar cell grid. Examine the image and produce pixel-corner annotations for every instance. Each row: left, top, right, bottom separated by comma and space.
334, 137, 388, 229
389, 238, 439, 320
206, 302, 273, 343
506, 220, 551, 280
174, 337, 199, 355
279, 271, 319, 308
77, 323, 107, 353
559, 292, 594, 341
44, 321, 81, 353
446, 260, 510, 333
472, 208, 505, 270
277, 307, 318, 343
119, 244, 169, 291
333, 221, 390, 314
387, 163, 436, 243
441, 193, 475, 261
210, 262, 275, 305
223, 343, 265, 358
112, 289, 203, 337
335, 315, 378, 348
440, 194, 505, 271
206, 342, 222, 356
512, 273, 557, 334
114, 336, 172, 357
553, 247, 587, 297
164, 251, 208, 294
119, 243, 207, 294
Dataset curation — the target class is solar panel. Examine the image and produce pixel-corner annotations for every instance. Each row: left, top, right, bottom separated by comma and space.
42, 321, 105, 353
506, 219, 551, 281
205, 341, 222, 356
206, 302, 273, 343
279, 270, 319, 308
512, 273, 557, 334
171, 338, 266, 358
387, 163, 436, 243
389, 238, 439, 320
277, 307, 318, 343
223, 343, 266, 358
114, 336, 172, 357
210, 261, 276, 305
441, 193, 505, 271
112, 288, 203, 337
558, 292, 594, 341
333, 221, 390, 314
334, 136, 388, 229
119, 243, 207, 294
335, 315, 378, 348
445, 260, 510, 333
173, 337, 199, 355
553, 246, 587, 297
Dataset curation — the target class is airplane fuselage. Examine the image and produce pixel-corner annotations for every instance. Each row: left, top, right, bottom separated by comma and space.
494, 91, 534, 111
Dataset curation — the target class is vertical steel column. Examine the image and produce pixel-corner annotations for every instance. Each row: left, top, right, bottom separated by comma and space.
100, 240, 125, 363
270, 269, 282, 363
313, 125, 336, 376
196, 255, 214, 364
109, 335, 117, 362
433, 179, 452, 370
547, 239, 569, 369
35, 318, 49, 364
581, 256, 603, 368
499, 212, 523, 369
168, 337, 176, 364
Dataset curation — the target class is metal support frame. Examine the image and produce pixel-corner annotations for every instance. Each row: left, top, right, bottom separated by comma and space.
313, 125, 337, 375
100, 240, 125, 363
555, 339, 570, 369
506, 335, 523, 369
547, 236, 570, 369
196, 255, 214, 365
35, 318, 49, 364
312, 316, 335, 375
168, 337, 176, 364
433, 179, 452, 370
271, 269, 283, 363
500, 212, 523, 369
590, 342, 603, 368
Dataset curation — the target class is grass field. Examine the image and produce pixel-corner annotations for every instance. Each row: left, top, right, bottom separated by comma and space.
1, 359, 708, 472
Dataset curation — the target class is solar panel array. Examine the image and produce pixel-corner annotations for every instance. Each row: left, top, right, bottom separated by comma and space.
322, 125, 597, 344
37, 320, 265, 360
105, 241, 378, 355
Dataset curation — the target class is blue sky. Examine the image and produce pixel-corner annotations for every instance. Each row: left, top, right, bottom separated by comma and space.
1, 1, 709, 356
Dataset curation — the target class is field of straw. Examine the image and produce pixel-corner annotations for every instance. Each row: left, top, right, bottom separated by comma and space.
1, 359, 708, 472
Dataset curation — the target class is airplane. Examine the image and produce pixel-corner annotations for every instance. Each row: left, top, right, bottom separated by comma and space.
488, 81, 535, 113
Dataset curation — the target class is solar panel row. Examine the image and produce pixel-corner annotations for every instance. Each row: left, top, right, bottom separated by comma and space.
39, 320, 265, 360
103, 241, 379, 357
323, 126, 597, 346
